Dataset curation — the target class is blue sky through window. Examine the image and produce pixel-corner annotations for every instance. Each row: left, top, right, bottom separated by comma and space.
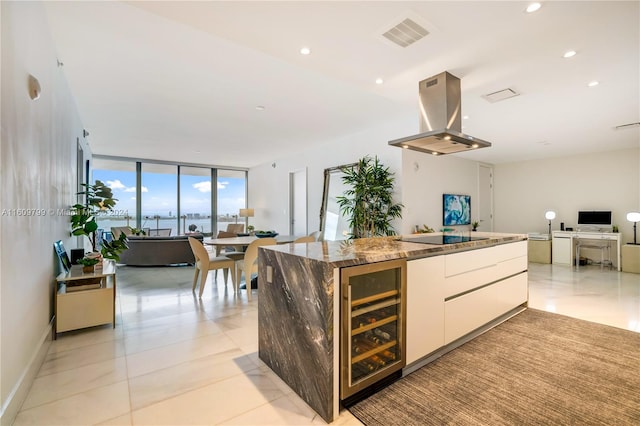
93, 169, 245, 218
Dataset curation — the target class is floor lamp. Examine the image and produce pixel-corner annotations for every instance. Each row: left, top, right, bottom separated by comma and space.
239, 208, 254, 232
545, 210, 556, 235
627, 212, 640, 245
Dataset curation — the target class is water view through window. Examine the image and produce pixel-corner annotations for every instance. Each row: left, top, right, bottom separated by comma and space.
92, 157, 247, 237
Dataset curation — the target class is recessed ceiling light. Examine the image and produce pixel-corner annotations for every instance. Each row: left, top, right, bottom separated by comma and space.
375, 78, 384, 85
463, 115, 469, 120
300, 47, 311, 55
588, 81, 599, 87
526, 3, 542, 13
256, 105, 265, 110
563, 50, 577, 58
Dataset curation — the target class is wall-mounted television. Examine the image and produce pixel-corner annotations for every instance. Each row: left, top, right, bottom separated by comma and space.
577, 211, 612, 226
443, 194, 471, 226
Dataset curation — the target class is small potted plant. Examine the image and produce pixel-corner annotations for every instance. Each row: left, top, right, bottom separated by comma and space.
471, 221, 479, 231
77, 256, 100, 273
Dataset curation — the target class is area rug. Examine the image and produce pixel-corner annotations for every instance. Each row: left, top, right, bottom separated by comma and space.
348, 308, 640, 425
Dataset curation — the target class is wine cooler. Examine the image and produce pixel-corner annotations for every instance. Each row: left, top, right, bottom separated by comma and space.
340, 258, 407, 399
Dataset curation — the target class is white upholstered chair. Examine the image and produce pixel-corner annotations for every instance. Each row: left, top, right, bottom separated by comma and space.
235, 237, 276, 300
188, 237, 235, 298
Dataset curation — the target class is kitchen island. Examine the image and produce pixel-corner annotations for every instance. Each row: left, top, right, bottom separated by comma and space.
258, 232, 528, 423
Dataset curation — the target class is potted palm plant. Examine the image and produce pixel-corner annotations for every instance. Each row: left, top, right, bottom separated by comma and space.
336, 156, 403, 239
71, 180, 129, 261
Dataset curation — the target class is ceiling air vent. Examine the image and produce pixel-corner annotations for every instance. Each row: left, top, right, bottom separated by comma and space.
382, 18, 429, 48
482, 88, 520, 103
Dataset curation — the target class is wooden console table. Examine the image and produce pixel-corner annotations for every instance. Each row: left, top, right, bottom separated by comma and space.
54, 261, 117, 338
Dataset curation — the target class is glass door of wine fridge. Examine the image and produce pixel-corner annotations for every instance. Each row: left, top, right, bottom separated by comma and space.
340, 258, 406, 399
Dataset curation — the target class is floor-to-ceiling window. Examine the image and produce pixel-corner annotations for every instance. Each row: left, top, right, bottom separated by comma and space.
141, 163, 178, 236
92, 158, 139, 233
217, 169, 248, 232
91, 156, 247, 237
180, 166, 212, 235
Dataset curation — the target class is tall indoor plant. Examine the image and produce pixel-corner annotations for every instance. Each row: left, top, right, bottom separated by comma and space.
71, 180, 128, 261
336, 156, 403, 239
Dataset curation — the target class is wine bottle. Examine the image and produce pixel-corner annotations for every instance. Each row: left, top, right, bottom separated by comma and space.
374, 328, 391, 341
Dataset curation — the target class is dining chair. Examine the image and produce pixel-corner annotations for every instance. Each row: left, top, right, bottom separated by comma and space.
188, 237, 235, 298
213, 230, 246, 281
235, 237, 276, 300
293, 236, 315, 243
225, 223, 245, 234
309, 230, 321, 241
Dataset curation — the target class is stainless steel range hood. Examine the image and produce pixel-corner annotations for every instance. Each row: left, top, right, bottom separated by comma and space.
389, 71, 491, 155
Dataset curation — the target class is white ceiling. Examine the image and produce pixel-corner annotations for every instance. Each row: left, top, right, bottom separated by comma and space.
43, 1, 639, 168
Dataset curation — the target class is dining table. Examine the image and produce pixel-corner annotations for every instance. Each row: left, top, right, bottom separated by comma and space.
204, 234, 298, 252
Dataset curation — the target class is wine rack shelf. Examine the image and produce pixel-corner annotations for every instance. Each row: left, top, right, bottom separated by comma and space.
341, 258, 406, 399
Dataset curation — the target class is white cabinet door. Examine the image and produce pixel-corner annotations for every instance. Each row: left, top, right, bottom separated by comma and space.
406, 256, 445, 365
552, 235, 572, 265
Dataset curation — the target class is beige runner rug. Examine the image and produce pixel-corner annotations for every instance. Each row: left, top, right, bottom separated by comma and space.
348, 308, 640, 425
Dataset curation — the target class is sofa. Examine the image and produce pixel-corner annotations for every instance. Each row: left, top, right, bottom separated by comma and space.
118, 234, 203, 266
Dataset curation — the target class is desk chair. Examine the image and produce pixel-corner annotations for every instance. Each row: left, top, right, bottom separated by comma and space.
575, 237, 612, 270
188, 237, 235, 298
235, 238, 276, 301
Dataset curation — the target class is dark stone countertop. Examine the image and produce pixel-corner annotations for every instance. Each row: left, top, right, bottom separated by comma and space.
263, 232, 527, 268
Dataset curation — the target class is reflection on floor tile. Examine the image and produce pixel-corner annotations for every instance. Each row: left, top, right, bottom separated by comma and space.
15, 263, 639, 425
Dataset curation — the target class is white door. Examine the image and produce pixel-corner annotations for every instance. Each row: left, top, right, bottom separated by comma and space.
478, 164, 493, 232
290, 169, 307, 235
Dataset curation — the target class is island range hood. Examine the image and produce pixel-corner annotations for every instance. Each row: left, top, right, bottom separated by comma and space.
389, 71, 491, 155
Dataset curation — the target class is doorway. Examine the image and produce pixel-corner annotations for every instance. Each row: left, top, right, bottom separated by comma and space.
289, 168, 307, 235
478, 164, 494, 232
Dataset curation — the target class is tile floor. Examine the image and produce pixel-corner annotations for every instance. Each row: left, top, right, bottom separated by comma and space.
13, 262, 640, 425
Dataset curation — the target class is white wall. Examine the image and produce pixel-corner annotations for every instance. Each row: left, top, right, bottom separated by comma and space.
401, 149, 484, 235
250, 125, 639, 245
249, 115, 415, 236
494, 148, 640, 241
1, 2, 86, 423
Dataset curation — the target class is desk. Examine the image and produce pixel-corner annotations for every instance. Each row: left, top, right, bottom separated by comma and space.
54, 261, 117, 337
552, 231, 621, 271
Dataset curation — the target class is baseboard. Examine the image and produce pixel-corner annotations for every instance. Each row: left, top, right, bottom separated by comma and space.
0, 321, 52, 426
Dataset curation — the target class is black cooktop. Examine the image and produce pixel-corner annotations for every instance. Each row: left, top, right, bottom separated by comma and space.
402, 235, 489, 245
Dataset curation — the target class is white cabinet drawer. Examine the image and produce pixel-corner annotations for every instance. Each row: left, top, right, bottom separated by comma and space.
56, 288, 114, 332
444, 273, 528, 344
445, 241, 527, 277
444, 241, 527, 298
